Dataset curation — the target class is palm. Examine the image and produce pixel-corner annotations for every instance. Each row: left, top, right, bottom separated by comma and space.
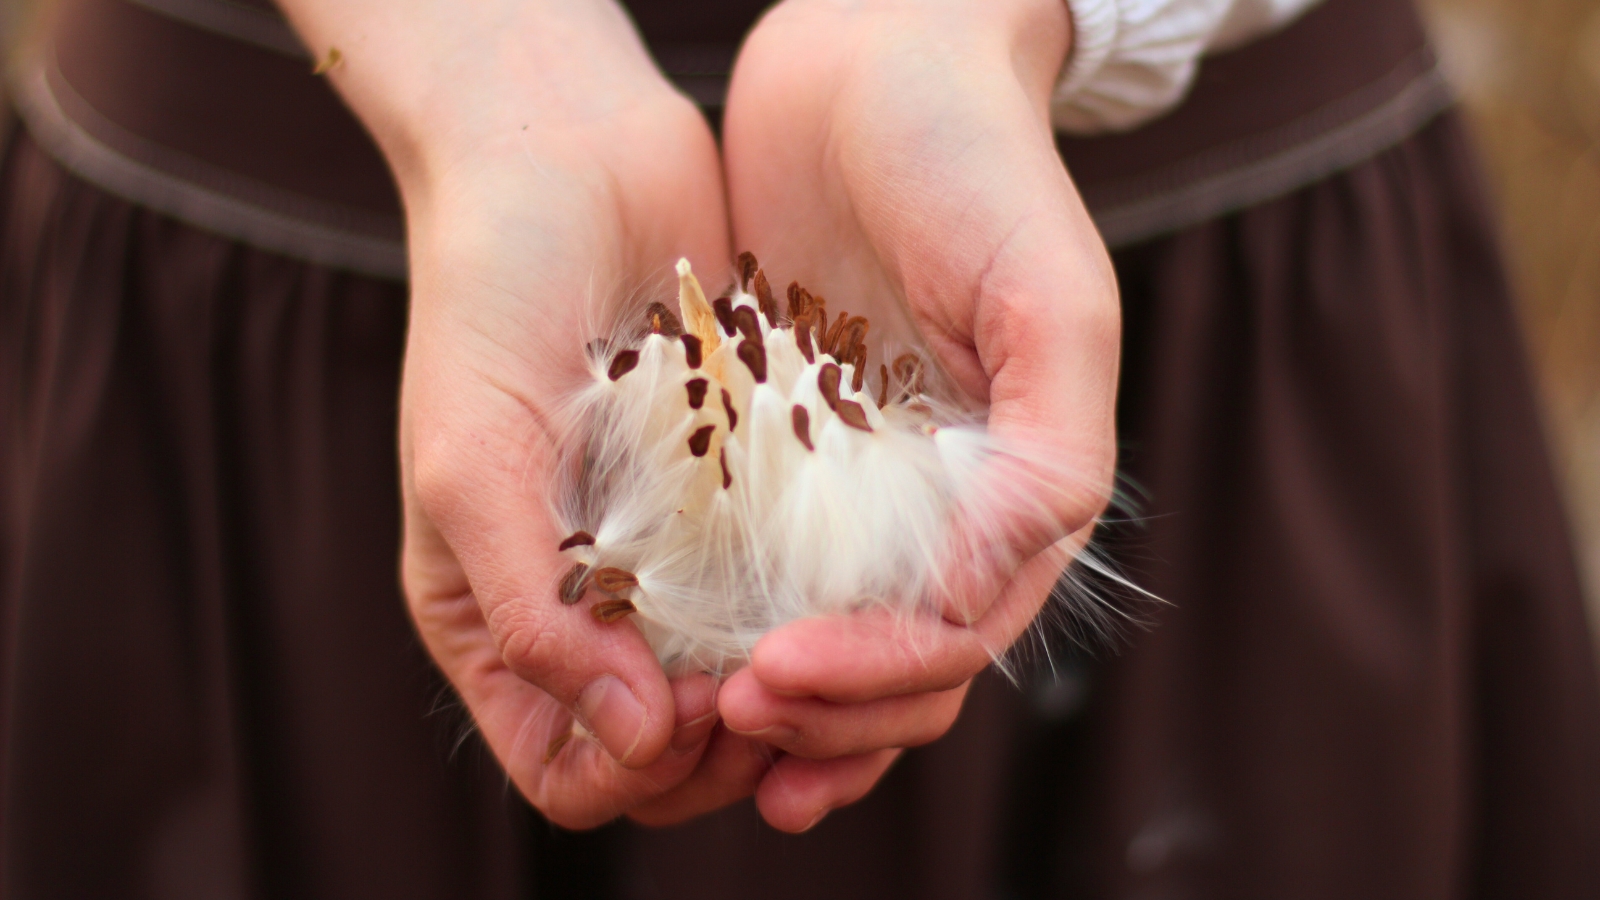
399, 91, 733, 828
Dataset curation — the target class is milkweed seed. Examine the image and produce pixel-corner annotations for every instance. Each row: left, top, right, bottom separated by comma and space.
592, 566, 639, 594
558, 531, 596, 552
794, 315, 816, 364
688, 424, 715, 457
681, 333, 703, 368
754, 269, 777, 328
712, 296, 737, 337
608, 350, 639, 381
644, 301, 683, 336
722, 389, 738, 431
733, 306, 762, 342
835, 399, 874, 432
559, 562, 591, 604
591, 598, 637, 624
818, 363, 842, 410
737, 339, 768, 383
737, 251, 758, 291
792, 405, 814, 451
685, 378, 709, 409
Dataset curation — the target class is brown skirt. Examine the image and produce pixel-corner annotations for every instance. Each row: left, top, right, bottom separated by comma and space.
2, 112, 1597, 898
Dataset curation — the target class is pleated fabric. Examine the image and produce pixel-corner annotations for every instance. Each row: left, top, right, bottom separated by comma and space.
2, 107, 1596, 898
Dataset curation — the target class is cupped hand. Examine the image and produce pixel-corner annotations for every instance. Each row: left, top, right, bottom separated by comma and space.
283, 0, 745, 829
697, 0, 1121, 832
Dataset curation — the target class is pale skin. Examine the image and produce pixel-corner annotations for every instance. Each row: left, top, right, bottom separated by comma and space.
275, 0, 1118, 833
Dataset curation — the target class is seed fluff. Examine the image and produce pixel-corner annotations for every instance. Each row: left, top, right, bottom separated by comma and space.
553, 254, 1140, 674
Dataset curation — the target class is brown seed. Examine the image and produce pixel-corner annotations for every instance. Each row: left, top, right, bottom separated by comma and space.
835, 399, 874, 432
685, 378, 709, 409
688, 424, 715, 457
737, 339, 768, 383
585, 337, 611, 360
712, 296, 737, 337
681, 334, 703, 369
721, 388, 738, 431
786, 281, 807, 320
592, 566, 639, 594
753, 269, 778, 328
608, 350, 640, 381
878, 364, 890, 408
823, 312, 849, 358
737, 251, 759, 291
792, 405, 814, 451
544, 729, 573, 764
893, 353, 923, 398
837, 316, 870, 366
818, 363, 842, 410
719, 447, 732, 489
645, 301, 683, 337
559, 562, 591, 604
732, 306, 762, 343
558, 531, 596, 552
591, 597, 637, 624
793, 315, 816, 364
852, 345, 868, 392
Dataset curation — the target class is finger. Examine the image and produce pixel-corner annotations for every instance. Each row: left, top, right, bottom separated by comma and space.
405, 574, 719, 828
755, 749, 902, 833
746, 528, 1088, 702
720, 671, 968, 759
402, 392, 676, 769
625, 728, 775, 827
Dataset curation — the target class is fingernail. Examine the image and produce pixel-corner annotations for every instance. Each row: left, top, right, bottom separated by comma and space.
726, 722, 797, 745
800, 808, 830, 832
670, 711, 719, 754
577, 676, 647, 765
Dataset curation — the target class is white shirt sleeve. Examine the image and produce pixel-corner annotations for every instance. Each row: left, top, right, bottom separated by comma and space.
1052, 0, 1327, 134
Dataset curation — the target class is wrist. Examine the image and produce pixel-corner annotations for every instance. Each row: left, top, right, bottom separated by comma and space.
279, 0, 687, 203
764, 0, 1071, 94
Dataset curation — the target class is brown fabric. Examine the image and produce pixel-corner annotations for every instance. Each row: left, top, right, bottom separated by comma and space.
49, 0, 403, 230
32, 0, 1435, 270
1056, 0, 1433, 203
5, 75, 1599, 896
609, 111, 1600, 900
0, 129, 540, 899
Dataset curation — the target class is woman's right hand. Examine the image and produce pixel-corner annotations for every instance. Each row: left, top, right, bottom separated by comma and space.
276, 0, 746, 829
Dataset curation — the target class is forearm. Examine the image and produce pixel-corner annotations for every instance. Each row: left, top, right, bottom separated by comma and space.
273, 1, 682, 204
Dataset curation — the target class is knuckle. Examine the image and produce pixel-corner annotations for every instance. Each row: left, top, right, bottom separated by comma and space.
491, 604, 563, 682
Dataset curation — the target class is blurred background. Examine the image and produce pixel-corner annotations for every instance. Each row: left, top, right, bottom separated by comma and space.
1, 0, 1596, 643
1417, 0, 1600, 644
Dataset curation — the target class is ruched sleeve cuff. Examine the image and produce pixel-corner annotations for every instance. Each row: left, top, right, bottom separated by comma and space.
1051, 0, 1325, 135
